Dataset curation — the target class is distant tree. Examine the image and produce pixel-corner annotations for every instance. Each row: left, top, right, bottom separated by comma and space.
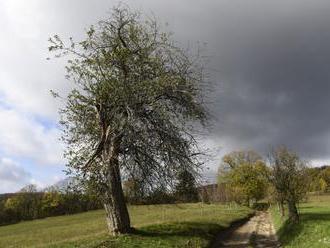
175, 170, 199, 202
4, 197, 21, 213
218, 150, 269, 206
268, 146, 310, 223
221, 150, 262, 169
41, 191, 62, 216
226, 162, 269, 206
49, 6, 208, 235
4, 187, 41, 221
319, 167, 330, 192
307, 166, 330, 193
145, 187, 176, 204
307, 167, 323, 192
123, 178, 146, 204
0, 185, 103, 225
319, 178, 328, 193
19, 184, 37, 193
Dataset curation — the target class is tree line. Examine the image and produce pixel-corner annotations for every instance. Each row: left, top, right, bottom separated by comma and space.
0, 184, 101, 226
1, 146, 327, 227
0, 170, 199, 226
123, 169, 199, 205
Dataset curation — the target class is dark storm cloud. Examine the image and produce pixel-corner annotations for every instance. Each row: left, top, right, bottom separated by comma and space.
3, 0, 330, 173
205, 0, 330, 162
46, 0, 330, 163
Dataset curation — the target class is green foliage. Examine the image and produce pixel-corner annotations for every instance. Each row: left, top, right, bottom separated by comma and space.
271, 194, 330, 247
175, 170, 199, 203
218, 150, 269, 205
4, 192, 42, 221
0, 185, 102, 226
41, 191, 62, 216
228, 161, 269, 204
269, 146, 310, 223
269, 147, 310, 205
143, 188, 176, 205
123, 169, 200, 205
319, 167, 330, 188
123, 178, 176, 205
319, 178, 328, 192
49, 5, 208, 197
306, 166, 330, 193
0, 203, 252, 247
221, 150, 262, 169
123, 179, 147, 204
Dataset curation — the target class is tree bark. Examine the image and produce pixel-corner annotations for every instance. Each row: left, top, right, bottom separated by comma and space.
287, 199, 299, 223
103, 138, 131, 235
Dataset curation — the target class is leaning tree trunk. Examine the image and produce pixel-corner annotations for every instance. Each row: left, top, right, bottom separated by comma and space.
287, 199, 299, 223
103, 138, 131, 235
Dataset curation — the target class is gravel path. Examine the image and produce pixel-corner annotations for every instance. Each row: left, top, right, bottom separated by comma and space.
213, 211, 280, 248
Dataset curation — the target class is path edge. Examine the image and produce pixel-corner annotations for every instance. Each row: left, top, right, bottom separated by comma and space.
209, 211, 256, 248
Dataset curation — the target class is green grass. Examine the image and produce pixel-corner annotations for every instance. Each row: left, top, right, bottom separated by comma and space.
0, 203, 252, 248
271, 194, 330, 248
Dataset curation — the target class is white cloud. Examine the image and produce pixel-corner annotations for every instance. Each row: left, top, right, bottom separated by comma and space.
0, 71, 63, 120
2, 0, 44, 39
0, 108, 64, 166
310, 159, 330, 167
0, 0, 72, 120
0, 157, 31, 193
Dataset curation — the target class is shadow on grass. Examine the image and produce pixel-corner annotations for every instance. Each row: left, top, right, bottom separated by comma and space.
276, 212, 330, 246
133, 222, 223, 237
209, 213, 255, 248
297, 206, 313, 209
95, 222, 226, 248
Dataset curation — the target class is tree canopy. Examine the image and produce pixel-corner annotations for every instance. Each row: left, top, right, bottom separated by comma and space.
49, 5, 208, 234
218, 150, 269, 206
268, 146, 310, 223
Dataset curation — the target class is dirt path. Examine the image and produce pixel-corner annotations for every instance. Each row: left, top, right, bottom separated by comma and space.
212, 211, 280, 248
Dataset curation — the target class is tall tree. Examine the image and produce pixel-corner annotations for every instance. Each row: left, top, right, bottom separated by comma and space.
49, 6, 208, 235
268, 146, 310, 223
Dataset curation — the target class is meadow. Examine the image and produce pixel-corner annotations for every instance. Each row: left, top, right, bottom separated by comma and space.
271, 194, 330, 248
0, 203, 251, 248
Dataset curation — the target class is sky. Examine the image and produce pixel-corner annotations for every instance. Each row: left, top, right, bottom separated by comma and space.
1, 0, 330, 192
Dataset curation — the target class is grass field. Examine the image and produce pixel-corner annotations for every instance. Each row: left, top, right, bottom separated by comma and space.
0, 203, 252, 248
271, 194, 330, 248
